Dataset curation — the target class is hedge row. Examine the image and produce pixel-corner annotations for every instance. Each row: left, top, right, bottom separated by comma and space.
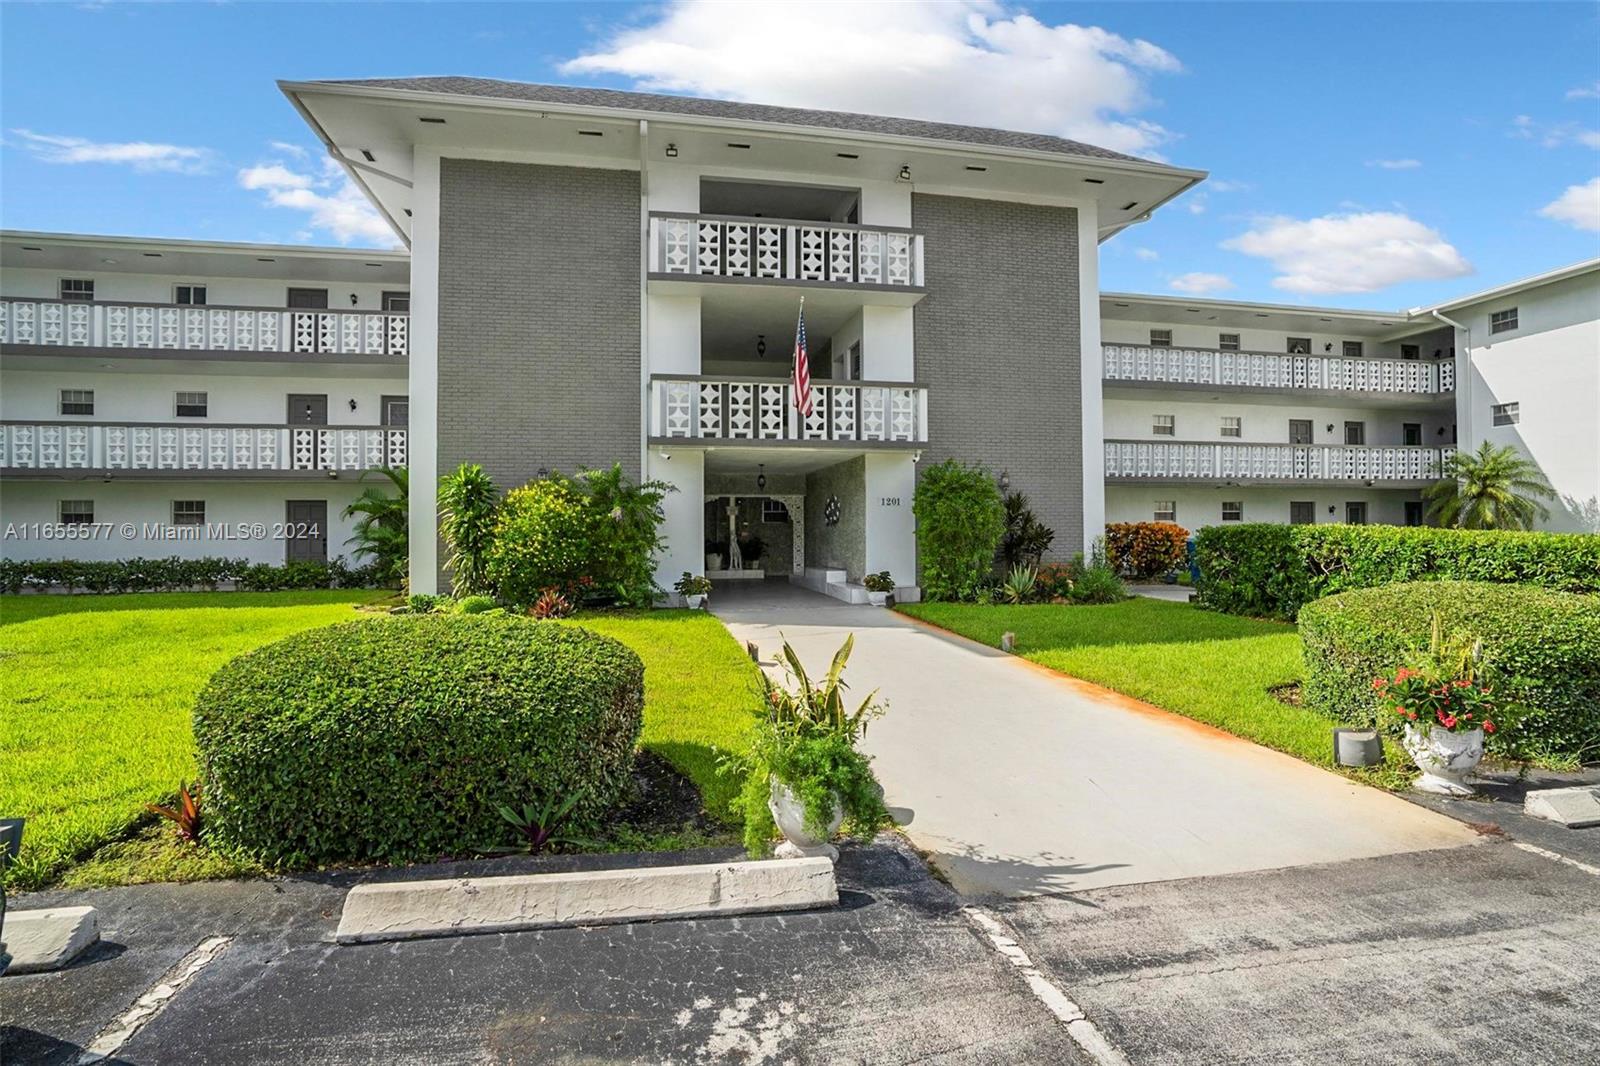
195, 616, 645, 867
0, 556, 385, 595
1300, 581, 1600, 763
1104, 521, 1189, 579
1194, 524, 1600, 620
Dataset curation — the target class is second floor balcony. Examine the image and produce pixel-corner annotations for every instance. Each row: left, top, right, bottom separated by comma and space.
1105, 440, 1450, 484
1103, 343, 1454, 396
0, 297, 409, 359
649, 213, 925, 292
1, 421, 406, 475
649, 375, 927, 445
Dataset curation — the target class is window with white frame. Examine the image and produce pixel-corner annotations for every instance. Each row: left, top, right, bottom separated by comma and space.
1220, 416, 1242, 438
174, 284, 207, 305
1400, 343, 1420, 360
1150, 328, 1173, 347
1344, 421, 1366, 445
175, 391, 208, 417
1289, 501, 1315, 525
1492, 402, 1520, 426
1152, 413, 1175, 436
761, 499, 790, 523
1221, 501, 1244, 522
1218, 332, 1240, 351
59, 388, 94, 415
1489, 308, 1518, 334
59, 499, 94, 525
1154, 500, 1177, 522
172, 500, 207, 526
59, 278, 94, 302
1342, 341, 1364, 358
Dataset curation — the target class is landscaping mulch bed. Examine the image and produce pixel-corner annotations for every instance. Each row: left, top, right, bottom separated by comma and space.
614, 749, 726, 839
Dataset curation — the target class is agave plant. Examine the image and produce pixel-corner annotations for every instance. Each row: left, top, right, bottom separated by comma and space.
1001, 564, 1039, 604
764, 634, 884, 743
342, 465, 409, 587
146, 783, 202, 844
1423, 442, 1556, 530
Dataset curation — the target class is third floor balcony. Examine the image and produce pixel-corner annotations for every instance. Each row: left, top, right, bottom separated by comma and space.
1103, 343, 1454, 398
648, 213, 925, 296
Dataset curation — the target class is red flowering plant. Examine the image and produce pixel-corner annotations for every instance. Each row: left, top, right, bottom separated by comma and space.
1371, 613, 1518, 738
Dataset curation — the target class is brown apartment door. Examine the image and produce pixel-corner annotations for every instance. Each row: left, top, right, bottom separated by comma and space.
287, 394, 328, 426
1289, 419, 1314, 444
285, 500, 328, 562
287, 287, 329, 309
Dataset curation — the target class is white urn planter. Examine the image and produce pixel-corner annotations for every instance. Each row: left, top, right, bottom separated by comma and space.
685, 593, 706, 610
768, 778, 842, 860
1402, 723, 1484, 795
705, 553, 721, 572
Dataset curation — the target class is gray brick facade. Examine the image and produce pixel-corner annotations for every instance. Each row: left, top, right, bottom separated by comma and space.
437, 159, 641, 494
911, 194, 1084, 556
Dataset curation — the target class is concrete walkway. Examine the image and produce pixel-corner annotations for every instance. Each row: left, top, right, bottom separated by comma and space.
711, 580, 1480, 898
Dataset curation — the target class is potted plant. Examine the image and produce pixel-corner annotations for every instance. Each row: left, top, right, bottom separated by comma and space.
1373, 614, 1514, 796
863, 571, 896, 607
739, 533, 765, 570
705, 540, 728, 573
673, 571, 712, 609
729, 635, 890, 859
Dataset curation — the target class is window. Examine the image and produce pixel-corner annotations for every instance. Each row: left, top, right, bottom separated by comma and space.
59, 499, 94, 525
1344, 421, 1366, 446
1152, 414, 1175, 436
761, 499, 790, 523
59, 278, 94, 302
381, 291, 410, 313
1400, 343, 1421, 360
59, 388, 94, 415
1489, 308, 1518, 334
172, 500, 206, 526
1404, 501, 1424, 527
1218, 333, 1241, 351
1492, 402, 1520, 426
1289, 419, 1314, 445
287, 288, 329, 310
175, 391, 208, 418
1451, 423, 1458, 444
1287, 337, 1311, 354
1342, 341, 1364, 358
1289, 501, 1316, 525
1220, 416, 1242, 438
1403, 423, 1422, 447
1346, 502, 1368, 525
849, 341, 862, 381
1153, 501, 1177, 522
381, 396, 409, 427
1221, 501, 1244, 522
175, 284, 207, 306
1150, 328, 1173, 347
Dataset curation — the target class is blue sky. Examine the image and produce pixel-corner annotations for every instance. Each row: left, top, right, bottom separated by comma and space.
2, 1, 1597, 309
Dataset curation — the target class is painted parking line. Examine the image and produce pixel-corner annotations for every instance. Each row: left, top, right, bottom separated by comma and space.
961, 906, 1132, 1066
1513, 841, 1600, 878
77, 936, 232, 1064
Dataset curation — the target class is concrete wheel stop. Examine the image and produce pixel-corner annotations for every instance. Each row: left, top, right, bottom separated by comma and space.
335, 855, 838, 944
1524, 786, 1600, 829
2, 905, 100, 975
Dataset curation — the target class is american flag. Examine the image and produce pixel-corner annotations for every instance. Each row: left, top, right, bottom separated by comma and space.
791, 298, 813, 418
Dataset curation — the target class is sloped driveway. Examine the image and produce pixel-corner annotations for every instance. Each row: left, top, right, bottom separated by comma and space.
711, 582, 1480, 897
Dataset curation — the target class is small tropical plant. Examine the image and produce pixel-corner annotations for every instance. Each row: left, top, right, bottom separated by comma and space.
1001, 564, 1039, 604
342, 465, 409, 588
1424, 442, 1556, 531
863, 571, 896, 593
491, 794, 593, 855
673, 572, 713, 598
438, 463, 501, 595
146, 783, 202, 844
407, 592, 450, 614
999, 492, 1055, 571
530, 588, 575, 619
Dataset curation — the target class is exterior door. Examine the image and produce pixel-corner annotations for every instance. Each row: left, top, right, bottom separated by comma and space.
287, 394, 328, 426
381, 395, 409, 426
287, 287, 329, 309
285, 500, 328, 562
1404, 500, 1424, 526
1288, 419, 1313, 444
1345, 502, 1368, 525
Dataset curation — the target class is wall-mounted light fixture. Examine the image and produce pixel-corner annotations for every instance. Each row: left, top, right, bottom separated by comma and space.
350, 293, 359, 307
897, 164, 912, 182
998, 469, 1011, 490
1328, 505, 1337, 515
1323, 342, 1333, 353
756, 334, 766, 358
348, 398, 358, 412
537, 466, 549, 479
665, 143, 678, 158
1325, 424, 1335, 433
756, 464, 767, 491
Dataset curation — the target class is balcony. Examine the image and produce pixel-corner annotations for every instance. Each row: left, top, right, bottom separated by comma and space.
1104, 440, 1450, 484
1, 422, 406, 475
650, 376, 927, 445
0, 297, 408, 359
648, 213, 925, 292
1103, 344, 1454, 396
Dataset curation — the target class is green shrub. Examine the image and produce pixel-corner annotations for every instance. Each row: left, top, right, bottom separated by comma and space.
454, 594, 499, 614
913, 459, 1006, 601
1104, 522, 1189, 579
1194, 524, 1600, 620
575, 463, 675, 606
0, 556, 380, 595
438, 462, 501, 596
1299, 581, 1600, 763
194, 616, 645, 867
485, 477, 602, 607
998, 492, 1055, 571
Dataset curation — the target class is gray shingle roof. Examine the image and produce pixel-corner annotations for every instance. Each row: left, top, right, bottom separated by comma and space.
314, 76, 1165, 167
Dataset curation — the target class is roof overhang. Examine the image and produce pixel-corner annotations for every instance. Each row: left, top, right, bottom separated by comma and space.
1100, 291, 1410, 337
1, 230, 408, 283
1408, 258, 1600, 315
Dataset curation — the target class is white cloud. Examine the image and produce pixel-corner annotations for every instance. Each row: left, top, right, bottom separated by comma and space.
1567, 82, 1600, 100
1208, 179, 1250, 193
1511, 114, 1600, 149
1366, 158, 1422, 170
1184, 193, 1206, 214
1168, 272, 1233, 295
269, 140, 310, 159
563, 0, 1182, 158
237, 154, 398, 246
1222, 211, 1472, 295
1134, 247, 1160, 261
9, 128, 213, 173
1539, 177, 1600, 232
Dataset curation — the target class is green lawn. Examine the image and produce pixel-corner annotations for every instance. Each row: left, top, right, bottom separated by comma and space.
898, 598, 1404, 783
1, 593, 763, 890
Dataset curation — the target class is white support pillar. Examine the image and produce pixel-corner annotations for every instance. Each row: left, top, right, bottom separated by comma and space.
408, 149, 442, 594
649, 447, 705, 598
1077, 199, 1105, 554
863, 452, 917, 588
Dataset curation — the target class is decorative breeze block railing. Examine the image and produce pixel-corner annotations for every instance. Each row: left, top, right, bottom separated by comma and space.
1103, 441, 1450, 482
0, 298, 408, 358
652, 377, 926, 443
1102, 344, 1453, 395
1, 423, 405, 472
650, 215, 923, 287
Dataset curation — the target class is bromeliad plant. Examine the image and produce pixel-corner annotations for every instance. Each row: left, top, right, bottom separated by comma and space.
727, 635, 891, 857
491, 794, 593, 856
146, 783, 202, 844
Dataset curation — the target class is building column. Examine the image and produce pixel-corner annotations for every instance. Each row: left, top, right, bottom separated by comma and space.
1077, 199, 1105, 554
864, 452, 917, 587
408, 149, 442, 594
648, 447, 704, 599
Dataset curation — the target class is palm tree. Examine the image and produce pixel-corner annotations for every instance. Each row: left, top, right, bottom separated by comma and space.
1423, 442, 1555, 530
343, 465, 409, 587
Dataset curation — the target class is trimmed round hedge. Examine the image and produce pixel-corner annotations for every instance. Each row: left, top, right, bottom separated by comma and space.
1300, 581, 1600, 762
194, 616, 645, 867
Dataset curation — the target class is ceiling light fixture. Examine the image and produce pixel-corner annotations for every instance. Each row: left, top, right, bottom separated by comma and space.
898, 165, 912, 181
756, 334, 767, 358
756, 464, 767, 490
664, 143, 678, 157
